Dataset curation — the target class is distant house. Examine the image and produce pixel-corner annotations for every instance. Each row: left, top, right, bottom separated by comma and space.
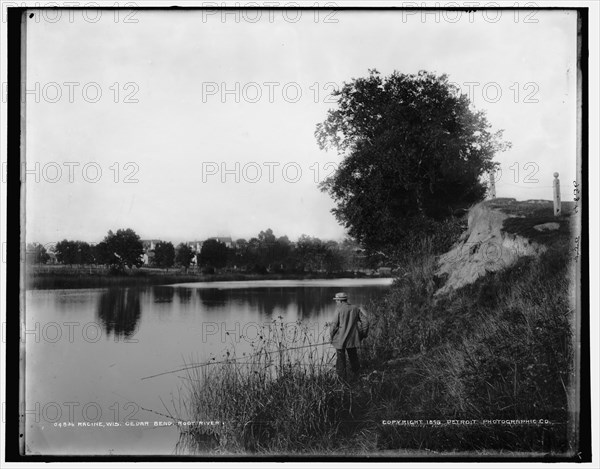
141, 239, 160, 251
186, 240, 203, 252
47, 251, 58, 264
140, 239, 160, 265
142, 251, 155, 266
184, 241, 203, 266
208, 236, 234, 248
192, 237, 235, 250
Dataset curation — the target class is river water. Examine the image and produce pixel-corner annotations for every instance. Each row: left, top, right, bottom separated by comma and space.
24, 278, 392, 455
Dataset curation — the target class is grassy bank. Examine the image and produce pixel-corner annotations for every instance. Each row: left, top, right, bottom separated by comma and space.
358, 202, 575, 453
173, 200, 577, 455
26, 265, 378, 290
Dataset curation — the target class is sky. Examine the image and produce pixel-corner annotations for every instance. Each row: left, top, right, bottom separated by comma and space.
23, 8, 578, 245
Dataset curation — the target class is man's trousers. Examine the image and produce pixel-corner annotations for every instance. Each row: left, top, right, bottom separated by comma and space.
335, 347, 360, 380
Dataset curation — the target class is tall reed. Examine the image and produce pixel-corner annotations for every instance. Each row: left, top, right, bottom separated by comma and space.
174, 318, 375, 454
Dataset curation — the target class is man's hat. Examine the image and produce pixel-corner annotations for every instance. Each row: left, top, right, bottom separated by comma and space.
333, 292, 348, 301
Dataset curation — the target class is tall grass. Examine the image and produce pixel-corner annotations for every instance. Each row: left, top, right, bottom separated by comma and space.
173, 318, 376, 454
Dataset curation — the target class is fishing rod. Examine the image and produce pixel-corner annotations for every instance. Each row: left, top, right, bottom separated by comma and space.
176, 353, 339, 382
141, 340, 336, 381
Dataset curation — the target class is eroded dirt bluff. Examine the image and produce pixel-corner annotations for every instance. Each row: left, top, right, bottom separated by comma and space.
435, 198, 574, 296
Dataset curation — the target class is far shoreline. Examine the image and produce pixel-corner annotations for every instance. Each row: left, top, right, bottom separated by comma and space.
26, 266, 394, 290
168, 277, 395, 289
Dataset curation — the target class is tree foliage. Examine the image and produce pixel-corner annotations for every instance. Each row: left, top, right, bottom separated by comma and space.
315, 69, 511, 253
26, 243, 50, 264
93, 241, 112, 265
175, 243, 195, 270
153, 241, 175, 269
100, 229, 144, 269
199, 239, 228, 270
55, 240, 94, 265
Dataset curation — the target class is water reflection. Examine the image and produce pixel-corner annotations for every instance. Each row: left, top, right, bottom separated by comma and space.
153, 286, 175, 303
93, 284, 386, 341
196, 288, 228, 308
96, 288, 141, 338
175, 288, 192, 303
196, 286, 377, 319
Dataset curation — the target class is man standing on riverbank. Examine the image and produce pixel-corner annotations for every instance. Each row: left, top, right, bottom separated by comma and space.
330, 292, 367, 381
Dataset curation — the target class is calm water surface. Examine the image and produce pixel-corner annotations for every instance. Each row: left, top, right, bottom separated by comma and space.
24, 278, 392, 455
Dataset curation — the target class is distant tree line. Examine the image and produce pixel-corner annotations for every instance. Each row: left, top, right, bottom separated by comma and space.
31, 227, 375, 274
50, 229, 145, 271
196, 229, 372, 272
202, 229, 370, 274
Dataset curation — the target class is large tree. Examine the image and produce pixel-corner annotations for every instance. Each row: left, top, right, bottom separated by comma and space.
295, 235, 327, 272
55, 239, 77, 265
101, 229, 144, 270
315, 69, 510, 253
93, 241, 112, 265
153, 241, 175, 270
175, 243, 195, 271
199, 239, 228, 270
78, 242, 94, 264
55, 240, 93, 265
